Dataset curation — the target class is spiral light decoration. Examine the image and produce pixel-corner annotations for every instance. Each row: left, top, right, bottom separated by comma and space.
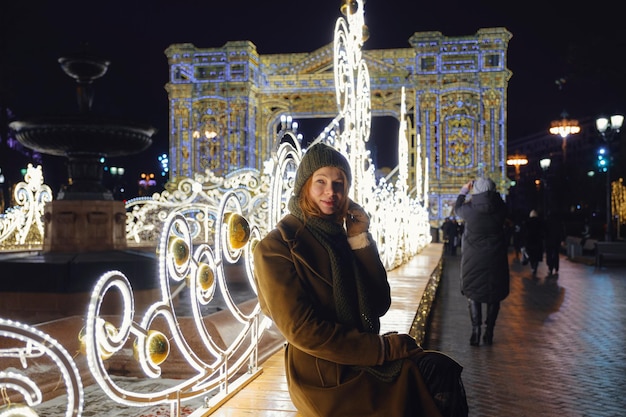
0, 318, 83, 417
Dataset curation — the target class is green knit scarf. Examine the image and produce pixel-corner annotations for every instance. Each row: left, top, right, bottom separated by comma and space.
288, 197, 402, 381
288, 196, 377, 333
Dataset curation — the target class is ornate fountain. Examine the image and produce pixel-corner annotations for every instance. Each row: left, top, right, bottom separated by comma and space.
9, 51, 156, 252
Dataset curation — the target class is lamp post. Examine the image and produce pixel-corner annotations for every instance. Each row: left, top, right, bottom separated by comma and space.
595, 114, 624, 241
506, 154, 528, 181
540, 157, 551, 215
506, 154, 528, 217
549, 112, 580, 163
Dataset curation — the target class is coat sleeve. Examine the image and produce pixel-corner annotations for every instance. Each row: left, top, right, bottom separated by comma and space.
453, 194, 468, 219
253, 232, 384, 367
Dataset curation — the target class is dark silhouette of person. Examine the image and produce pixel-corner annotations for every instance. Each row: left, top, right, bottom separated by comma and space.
454, 177, 510, 346
441, 217, 459, 255
523, 210, 544, 276
545, 212, 566, 276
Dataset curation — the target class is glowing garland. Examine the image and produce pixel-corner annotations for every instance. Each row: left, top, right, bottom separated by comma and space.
82, 195, 268, 414
0, 318, 83, 417
0, 164, 52, 250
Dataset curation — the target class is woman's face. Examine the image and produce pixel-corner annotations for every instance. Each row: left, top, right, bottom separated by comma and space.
307, 166, 346, 216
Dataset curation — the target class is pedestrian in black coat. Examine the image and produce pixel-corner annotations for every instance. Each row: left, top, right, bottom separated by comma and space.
441, 217, 459, 255
523, 210, 544, 276
545, 212, 565, 276
454, 177, 510, 346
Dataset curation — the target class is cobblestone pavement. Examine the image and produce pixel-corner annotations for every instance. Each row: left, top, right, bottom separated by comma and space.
424, 250, 626, 417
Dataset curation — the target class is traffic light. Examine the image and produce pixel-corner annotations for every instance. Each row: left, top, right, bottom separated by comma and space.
596, 147, 609, 172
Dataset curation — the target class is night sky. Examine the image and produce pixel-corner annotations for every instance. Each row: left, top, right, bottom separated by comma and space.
1, 0, 625, 189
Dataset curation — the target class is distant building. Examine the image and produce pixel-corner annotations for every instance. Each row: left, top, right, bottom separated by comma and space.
164, 28, 512, 226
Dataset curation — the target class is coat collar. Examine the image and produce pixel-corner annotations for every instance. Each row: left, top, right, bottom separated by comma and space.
275, 214, 333, 287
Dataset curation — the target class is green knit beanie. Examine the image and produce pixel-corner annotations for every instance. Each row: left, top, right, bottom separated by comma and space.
293, 143, 352, 197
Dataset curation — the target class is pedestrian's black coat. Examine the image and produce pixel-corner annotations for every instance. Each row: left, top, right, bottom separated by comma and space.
523, 216, 544, 265
454, 191, 510, 303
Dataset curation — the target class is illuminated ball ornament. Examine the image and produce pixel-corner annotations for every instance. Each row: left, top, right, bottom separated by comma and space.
134, 330, 170, 366
0, 404, 39, 417
196, 262, 215, 291
169, 237, 190, 267
78, 322, 117, 360
340, 0, 358, 15
362, 25, 370, 42
225, 213, 250, 250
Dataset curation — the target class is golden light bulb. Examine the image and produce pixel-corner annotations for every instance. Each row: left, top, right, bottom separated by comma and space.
197, 262, 215, 291
169, 237, 189, 267
134, 330, 170, 366
225, 212, 251, 250
0, 403, 39, 417
78, 321, 117, 360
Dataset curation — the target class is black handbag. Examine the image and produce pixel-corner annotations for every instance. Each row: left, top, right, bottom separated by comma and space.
416, 351, 469, 417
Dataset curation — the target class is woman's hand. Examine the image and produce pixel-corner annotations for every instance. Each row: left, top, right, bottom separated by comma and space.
346, 200, 370, 237
460, 180, 473, 195
383, 332, 423, 361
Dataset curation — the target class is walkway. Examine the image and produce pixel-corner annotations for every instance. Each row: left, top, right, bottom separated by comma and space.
424, 250, 626, 417
26, 245, 626, 416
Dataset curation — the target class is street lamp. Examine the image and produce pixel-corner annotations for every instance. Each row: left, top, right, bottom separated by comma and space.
549, 112, 581, 162
540, 158, 551, 215
506, 154, 528, 181
595, 113, 624, 241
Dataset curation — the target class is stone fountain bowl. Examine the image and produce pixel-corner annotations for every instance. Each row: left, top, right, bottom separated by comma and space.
10, 114, 156, 157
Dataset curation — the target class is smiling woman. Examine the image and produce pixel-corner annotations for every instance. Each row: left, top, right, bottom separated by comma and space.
252, 142, 468, 417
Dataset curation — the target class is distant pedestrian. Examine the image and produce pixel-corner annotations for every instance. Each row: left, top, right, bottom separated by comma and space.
522, 210, 544, 276
454, 177, 510, 346
441, 217, 459, 255
581, 218, 591, 247
545, 212, 566, 276
512, 220, 523, 261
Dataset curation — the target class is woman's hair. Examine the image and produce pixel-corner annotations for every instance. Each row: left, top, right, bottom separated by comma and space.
298, 170, 350, 222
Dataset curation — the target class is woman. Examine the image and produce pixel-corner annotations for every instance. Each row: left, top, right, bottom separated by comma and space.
253, 143, 467, 417
454, 177, 509, 346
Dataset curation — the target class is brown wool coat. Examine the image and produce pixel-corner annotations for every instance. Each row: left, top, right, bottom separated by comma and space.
253, 214, 443, 417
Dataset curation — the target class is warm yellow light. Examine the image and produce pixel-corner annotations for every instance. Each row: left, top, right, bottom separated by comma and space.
549, 118, 581, 138
225, 212, 251, 250
506, 157, 528, 166
133, 330, 170, 366
0, 403, 39, 417
79, 322, 117, 360
507, 154, 528, 180
168, 237, 189, 267
196, 262, 215, 291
